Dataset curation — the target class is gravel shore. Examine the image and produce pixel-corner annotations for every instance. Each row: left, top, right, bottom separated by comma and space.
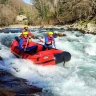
0, 23, 96, 34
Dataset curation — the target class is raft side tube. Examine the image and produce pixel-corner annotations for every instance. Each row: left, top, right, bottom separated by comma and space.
54, 51, 71, 64
27, 51, 56, 65
0, 56, 3, 61
63, 51, 71, 62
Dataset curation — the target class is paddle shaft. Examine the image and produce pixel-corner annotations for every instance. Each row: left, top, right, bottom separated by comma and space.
24, 37, 30, 51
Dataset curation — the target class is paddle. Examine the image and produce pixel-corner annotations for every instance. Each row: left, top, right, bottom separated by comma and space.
53, 43, 56, 48
38, 37, 44, 43
24, 36, 44, 51
24, 37, 30, 51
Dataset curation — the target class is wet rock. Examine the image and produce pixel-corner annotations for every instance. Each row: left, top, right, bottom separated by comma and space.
43, 32, 66, 38
87, 23, 96, 33
53, 33, 66, 38
0, 87, 15, 96
0, 71, 42, 96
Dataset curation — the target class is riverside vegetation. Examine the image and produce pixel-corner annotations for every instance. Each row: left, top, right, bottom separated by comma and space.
0, 0, 96, 33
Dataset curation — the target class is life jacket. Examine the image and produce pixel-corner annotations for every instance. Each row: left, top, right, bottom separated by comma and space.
21, 29, 34, 37
22, 29, 30, 33
45, 36, 54, 45
21, 37, 36, 49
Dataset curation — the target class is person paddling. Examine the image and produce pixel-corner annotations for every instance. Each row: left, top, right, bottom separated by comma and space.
15, 25, 34, 42
18, 31, 37, 53
43, 31, 56, 50
20, 25, 34, 38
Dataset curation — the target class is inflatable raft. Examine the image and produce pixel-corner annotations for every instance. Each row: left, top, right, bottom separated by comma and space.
10, 40, 71, 66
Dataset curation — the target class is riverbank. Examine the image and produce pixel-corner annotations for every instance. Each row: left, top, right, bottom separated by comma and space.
0, 23, 96, 34
43, 22, 96, 34
63, 23, 96, 34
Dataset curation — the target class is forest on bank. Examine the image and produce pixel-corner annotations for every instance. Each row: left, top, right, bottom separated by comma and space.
0, 0, 96, 26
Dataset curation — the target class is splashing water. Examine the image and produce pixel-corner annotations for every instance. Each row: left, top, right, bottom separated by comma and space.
0, 29, 96, 96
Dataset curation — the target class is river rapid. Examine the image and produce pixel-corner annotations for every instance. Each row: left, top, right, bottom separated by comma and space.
0, 28, 96, 96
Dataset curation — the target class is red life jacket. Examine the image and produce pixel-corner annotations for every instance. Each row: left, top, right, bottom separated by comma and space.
22, 29, 34, 37
21, 37, 36, 49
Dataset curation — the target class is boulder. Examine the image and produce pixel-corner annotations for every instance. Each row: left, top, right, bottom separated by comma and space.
87, 23, 96, 33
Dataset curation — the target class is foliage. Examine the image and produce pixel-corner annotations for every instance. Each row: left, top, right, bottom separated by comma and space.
0, 0, 37, 26
32, 0, 96, 25
0, 4, 16, 26
0, 0, 96, 26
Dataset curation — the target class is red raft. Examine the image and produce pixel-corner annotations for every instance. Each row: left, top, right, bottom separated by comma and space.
10, 40, 71, 66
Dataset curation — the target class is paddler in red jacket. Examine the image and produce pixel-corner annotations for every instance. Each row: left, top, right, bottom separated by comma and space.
20, 25, 34, 38
18, 31, 37, 53
15, 25, 34, 42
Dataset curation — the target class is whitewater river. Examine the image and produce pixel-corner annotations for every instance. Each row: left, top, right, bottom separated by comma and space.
0, 28, 96, 96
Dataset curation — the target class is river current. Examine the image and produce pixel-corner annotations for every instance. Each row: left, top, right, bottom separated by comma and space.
0, 28, 96, 96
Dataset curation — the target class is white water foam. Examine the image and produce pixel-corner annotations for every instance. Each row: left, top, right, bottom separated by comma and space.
0, 29, 96, 96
